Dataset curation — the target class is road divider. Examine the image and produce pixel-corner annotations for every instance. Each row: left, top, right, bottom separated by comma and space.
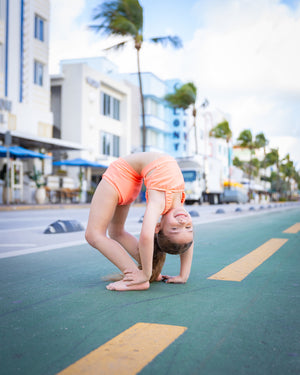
283, 223, 300, 233
57, 322, 187, 375
208, 238, 288, 282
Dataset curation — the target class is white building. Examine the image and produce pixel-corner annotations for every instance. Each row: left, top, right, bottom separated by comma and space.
0, 0, 83, 204
0, 0, 83, 151
50, 58, 138, 189
0, 0, 53, 144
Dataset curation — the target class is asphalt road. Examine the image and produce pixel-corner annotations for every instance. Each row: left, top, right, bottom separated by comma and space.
0, 201, 297, 258
0, 202, 299, 375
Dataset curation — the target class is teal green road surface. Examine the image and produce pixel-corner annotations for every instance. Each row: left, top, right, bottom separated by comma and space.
0, 207, 299, 374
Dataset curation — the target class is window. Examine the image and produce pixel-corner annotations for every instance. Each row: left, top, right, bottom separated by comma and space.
100, 132, 120, 157
102, 132, 110, 155
113, 134, 120, 157
34, 61, 43, 86
0, 0, 4, 20
150, 99, 159, 117
103, 93, 110, 116
34, 15, 44, 41
113, 98, 120, 120
101, 93, 120, 120
0, 43, 4, 73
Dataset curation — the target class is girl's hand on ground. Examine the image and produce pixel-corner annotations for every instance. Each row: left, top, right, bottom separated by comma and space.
162, 275, 187, 284
123, 269, 149, 286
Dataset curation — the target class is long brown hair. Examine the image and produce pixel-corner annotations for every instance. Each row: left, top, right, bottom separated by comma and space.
102, 230, 193, 283
149, 230, 193, 282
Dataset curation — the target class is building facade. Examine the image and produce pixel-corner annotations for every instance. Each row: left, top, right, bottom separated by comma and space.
0, 0, 53, 144
122, 73, 191, 157
51, 58, 135, 167
0, 0, 84, 204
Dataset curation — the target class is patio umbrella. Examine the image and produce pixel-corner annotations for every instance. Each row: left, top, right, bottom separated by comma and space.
53, 158, 106, 168
0, 145, 50, 159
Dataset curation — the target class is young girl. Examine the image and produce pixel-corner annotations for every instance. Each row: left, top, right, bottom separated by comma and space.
85, 152, 194, 291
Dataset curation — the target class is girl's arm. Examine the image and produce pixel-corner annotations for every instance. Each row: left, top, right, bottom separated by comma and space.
163, 242, 194, 284
123, 194, 163, 285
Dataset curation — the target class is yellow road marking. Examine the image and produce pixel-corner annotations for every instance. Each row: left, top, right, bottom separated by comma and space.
208, 238, 288, 282
283, 223, 300, 234
57, 323, 187, 375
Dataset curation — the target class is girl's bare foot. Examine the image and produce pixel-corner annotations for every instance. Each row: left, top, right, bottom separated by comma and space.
106, 280, 150, 291
155, 274, 163, 281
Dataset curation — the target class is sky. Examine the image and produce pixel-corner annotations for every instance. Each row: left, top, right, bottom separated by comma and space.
49, 0, 300, 170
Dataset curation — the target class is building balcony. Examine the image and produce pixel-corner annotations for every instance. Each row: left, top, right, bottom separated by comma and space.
143, 115, 170, 133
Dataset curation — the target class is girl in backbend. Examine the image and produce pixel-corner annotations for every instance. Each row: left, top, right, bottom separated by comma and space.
85, 152, 193, 291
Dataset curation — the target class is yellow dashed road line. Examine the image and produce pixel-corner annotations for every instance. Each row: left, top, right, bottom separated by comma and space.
283, 223, 300, 233
208, 238, 288, 282
57, 323, 187, 375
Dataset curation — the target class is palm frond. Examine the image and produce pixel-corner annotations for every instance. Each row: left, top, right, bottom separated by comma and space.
103, 40, 129, 51
165, 81, 197, 109
91, 0, 142, 37
210, 120, 232, 141
150, 35, 183, 49
237, 129, 253, 148
110, 16, 139, 36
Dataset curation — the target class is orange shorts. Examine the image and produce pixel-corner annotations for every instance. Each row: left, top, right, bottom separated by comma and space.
102, 158, 143, 205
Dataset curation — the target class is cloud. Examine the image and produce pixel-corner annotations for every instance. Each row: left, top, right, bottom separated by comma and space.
185, 0, 300, 91
49, 0, 300, 169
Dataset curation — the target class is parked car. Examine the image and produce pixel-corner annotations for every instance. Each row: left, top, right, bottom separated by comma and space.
221, 186, 248, 204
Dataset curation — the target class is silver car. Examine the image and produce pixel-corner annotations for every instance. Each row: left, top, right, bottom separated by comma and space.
221, 187, 248, 204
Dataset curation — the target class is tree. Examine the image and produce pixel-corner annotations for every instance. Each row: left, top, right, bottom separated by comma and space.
264, 148, 280, 195
254, 132, 269, 190
209, 120, 232, 187
264, 148, 280, 169
90, 0, 182, 151
236, 129, 268, 194
164, 82, 198, 153
280, 154, 296, 199
233, 156, 243, 169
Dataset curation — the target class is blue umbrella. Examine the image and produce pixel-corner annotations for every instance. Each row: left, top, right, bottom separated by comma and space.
53, 158, 106, 168
0, 145, 50, 159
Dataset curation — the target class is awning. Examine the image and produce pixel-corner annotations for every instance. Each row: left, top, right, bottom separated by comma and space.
0, 130, 84, 151
224, 180, 244, 188
53, 158, 106, 168
0, 145, 51, 159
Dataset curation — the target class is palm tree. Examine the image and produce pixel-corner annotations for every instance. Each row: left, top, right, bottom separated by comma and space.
209, 120, 232, 187
264, 148, 280, 197
236, 129, 255, 194
236, 129, 267, 196
164, 82, 198, 153
90, 0, 182, 151
280, 154, 295, 199
254, 132, 268, 190
264, 148, 280, 169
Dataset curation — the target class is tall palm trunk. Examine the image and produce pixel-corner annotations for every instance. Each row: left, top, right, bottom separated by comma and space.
248, 147, 253, 198
227, 139, 231, 189
136, 46, 146, 152
192, 105, 198, 155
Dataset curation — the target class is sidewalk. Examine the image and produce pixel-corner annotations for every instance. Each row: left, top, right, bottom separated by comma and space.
0, 203, 92, 211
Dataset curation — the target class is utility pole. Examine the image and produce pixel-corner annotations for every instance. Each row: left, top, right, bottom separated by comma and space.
4, 131, 11, 205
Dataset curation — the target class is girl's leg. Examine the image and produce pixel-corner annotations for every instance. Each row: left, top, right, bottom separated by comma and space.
108, 204, 140, 264
85, 180, 138, 273
85, 180, 149, 291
